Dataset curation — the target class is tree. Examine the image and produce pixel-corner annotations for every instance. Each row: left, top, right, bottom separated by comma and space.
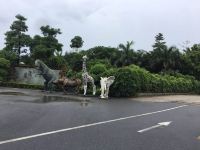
149, 33, 168, 72
110, 67, 137, 97
86, 46, 121, 66
163, 46, 182, 71
118, 41, 136, 66
181, 44, 200, 79
148, 34, 183, 73
64, 52, 83, 72
152, 33, 167, 50
134, 50, 147, 66
0, 57, 10, 81
31, 25, 63, 65
4, 14, 31, 64
70, 36, 84, 52
40, 25, 61, 37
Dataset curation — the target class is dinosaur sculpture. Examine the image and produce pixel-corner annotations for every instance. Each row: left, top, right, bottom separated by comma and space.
82, 55, 96, 96
35, 59, 58, 92
100, 76, 115, 99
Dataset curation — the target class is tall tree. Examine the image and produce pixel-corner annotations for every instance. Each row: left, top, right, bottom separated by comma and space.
152, 33, 167, 50
134, 50, 150, 68
181, 44, 200, 79
118, 41, 136, 66
149, 33, 168, 72
86, 46, 120, 66
70, 36, 84, 52
40, 25, 62, 37
149, 33, 182, 73
4, 14, 31, 64
31, 25, 63, 61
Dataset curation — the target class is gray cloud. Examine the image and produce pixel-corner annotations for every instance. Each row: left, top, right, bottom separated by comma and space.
0, 0, 200, 52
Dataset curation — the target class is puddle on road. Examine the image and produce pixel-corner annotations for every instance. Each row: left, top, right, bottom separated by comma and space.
34, 95, 91, 107
0, 92, 92, 107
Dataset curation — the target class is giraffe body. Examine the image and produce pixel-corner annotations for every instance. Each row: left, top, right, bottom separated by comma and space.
82, 55, 96, 95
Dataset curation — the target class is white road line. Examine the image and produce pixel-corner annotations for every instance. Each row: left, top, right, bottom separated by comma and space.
0, 105, 187, 145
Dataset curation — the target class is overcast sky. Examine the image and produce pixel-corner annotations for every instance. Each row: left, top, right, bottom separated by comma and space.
0, 0, 200, 52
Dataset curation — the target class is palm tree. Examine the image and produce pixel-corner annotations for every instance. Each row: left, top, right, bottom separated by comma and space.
118, 41, 135, 66
150, 46, 181, 72
163, 46, 181, 71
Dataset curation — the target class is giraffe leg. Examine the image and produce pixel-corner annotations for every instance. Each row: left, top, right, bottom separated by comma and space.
90, 79, 96, 95
93, 84, 96, 95
83, 84, 87, 96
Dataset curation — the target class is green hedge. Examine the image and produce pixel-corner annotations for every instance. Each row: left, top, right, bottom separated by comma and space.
89, 63, 107, 85
1, 62, 199, 97
0, 82, 43, 90
0, 58, 10, 68
65, 64, 200, 97
103, 65, 200, 97
0, 58, 10, 81
126, 65, 200, 94
110, 68, 137, 97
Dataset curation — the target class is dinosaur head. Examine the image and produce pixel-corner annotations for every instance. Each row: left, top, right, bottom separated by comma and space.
35, 59, 41, 70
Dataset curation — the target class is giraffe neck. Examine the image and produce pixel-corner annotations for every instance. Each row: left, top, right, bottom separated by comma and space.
82, 59, 87, 72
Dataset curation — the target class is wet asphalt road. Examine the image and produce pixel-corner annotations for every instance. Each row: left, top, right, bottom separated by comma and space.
0, 90, 200, 150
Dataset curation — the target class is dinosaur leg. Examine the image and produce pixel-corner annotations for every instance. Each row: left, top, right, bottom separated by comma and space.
63, 85, 67, 94
91, 80, 96, 95
48, 78, 56, 93
47, 82, 52, 93
43, 81, 48, 92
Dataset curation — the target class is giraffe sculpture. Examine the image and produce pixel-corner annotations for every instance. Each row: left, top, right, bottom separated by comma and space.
100, 76, 115, 99
82, 55, 96, 96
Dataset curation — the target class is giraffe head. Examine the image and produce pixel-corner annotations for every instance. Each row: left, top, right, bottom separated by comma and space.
82, 55, 88, 60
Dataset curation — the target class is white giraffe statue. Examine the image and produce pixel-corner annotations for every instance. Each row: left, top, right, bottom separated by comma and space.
100, 76, 115, 99
82, 55, 96, 96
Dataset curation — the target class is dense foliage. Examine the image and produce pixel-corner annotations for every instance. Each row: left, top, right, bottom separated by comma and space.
70, 36, 84, 52
4, 14, 31, 65
91, 65, 200, 97
0, 58, 10, 81
0, 14, 200, 97
110, 68, 137, 97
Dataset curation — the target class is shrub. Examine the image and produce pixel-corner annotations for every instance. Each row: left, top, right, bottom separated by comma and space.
90, 63, 107, 85
88, 59, 112, 70
101, 68, 118, 77
48, 56, 66, 70
64, 52, 83, 71
0, 49, 17, 66
110, 67, 137, 97
0, 82, 43, 89
0, 58, 10, 81
0, 57, 10, 68
90, 63, 106, 75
